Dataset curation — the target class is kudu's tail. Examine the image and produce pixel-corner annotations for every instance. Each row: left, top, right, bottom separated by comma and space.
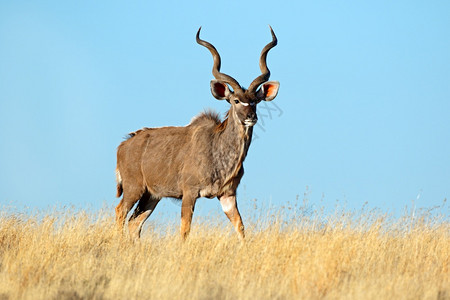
116, 168, 123, 198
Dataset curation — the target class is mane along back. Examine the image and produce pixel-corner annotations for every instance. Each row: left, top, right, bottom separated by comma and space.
189, 110, 222, 126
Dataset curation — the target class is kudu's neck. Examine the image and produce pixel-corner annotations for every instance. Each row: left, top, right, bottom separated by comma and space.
212, 106, 253, 191
217, 105, 253, 152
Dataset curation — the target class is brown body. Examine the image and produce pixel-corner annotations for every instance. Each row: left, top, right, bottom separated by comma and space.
115, 27, 280, 239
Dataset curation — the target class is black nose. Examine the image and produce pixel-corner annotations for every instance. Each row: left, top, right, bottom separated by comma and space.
247, 112, 256, 120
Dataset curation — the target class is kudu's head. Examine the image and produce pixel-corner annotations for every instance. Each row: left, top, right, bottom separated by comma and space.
197, 26, 280, 127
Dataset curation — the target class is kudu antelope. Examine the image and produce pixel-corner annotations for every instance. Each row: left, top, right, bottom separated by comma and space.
115, 26, 280, 240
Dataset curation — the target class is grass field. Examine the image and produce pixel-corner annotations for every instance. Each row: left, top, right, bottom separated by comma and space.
0, 201, 448, 300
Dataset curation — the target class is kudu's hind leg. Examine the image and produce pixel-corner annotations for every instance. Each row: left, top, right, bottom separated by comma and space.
128, 192, 160, 240
115, 185, 145, 232
219, 195, 245, 239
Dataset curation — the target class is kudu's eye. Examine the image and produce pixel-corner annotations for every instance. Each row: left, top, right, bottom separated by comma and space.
234, 100, 239, 104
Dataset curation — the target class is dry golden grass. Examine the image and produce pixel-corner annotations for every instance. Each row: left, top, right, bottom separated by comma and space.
0, 202, 448, 300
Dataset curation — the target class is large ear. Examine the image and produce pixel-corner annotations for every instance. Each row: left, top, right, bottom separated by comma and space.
210, 80, 232, 100
256, 81, 280, 101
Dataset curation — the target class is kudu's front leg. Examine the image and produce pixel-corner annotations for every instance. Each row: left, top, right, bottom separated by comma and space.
219, 195, 245, 239
180, 193, 197, 240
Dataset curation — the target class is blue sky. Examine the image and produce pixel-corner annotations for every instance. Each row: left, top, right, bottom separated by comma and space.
1, 1, 449, 219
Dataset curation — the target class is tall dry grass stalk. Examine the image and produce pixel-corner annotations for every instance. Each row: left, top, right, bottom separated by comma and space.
0, 202, 448, 300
